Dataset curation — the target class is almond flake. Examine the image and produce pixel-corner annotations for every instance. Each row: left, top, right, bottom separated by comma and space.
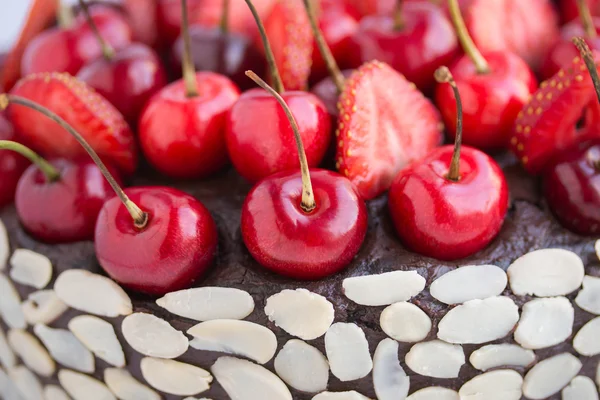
264, 289, 334, 340
44, 385, 71, 400
9, 249, 52, 289
122, 313, 188, 359
459, 369, 523, 400
0, 366, 22, 400
9, 365, 44, 400
562, 376, 599, 400
312, 392, 371, 400
8, 329, 55, 376
156, 287, 254, 321
0, 273, 26, 329
469, 344, 535, 371
514, 296, 573, 349
141, 357, 212, 396
54, 269, 132, 317
343, 271, 425, 306
507, 249, 584, 296
59, 369, 116, 400
22, 290, 68, 325
274, 339, 329, 393
380, 302, 431, 342
430, 265, 507, 304
523, 353, 582, 399
211, 356, 292, 400
437, 296, 519, 344
573, 316, 600, 356
0, 220, 9, 271
69, 315, 126, 367
406, 387, 459, 400
0, 329, 15, 370
33, 323, 94, 373
575, 275, 600, 315
104, 368, 160, 400
325, 322, 372, 382
373, 338, 410, 400
188, 319, 277, 364
405, 340, 464, 379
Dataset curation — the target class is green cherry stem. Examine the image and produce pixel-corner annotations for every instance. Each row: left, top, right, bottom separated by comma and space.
447, 0, 490, 74
77, 0, 115, 60
57, 0, 74, 29
394, 0, 405, 30
577, 0, 597, 38
573, 37, 600, 104
181, 0, 199, 97
220, 0, 230, 34
0, 140, 60, 182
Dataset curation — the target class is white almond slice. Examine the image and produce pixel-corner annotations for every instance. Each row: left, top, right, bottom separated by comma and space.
211, 356, 292, 400
264, 289, 334, 340
22, 289, 68, 325
325, 322, 372, 382
69, 315, 126, 367
0, 220, 8, 271
312, 392, 371, 400
104, 368, 160, 400
0, 273, 26, 329
122, 312, 188, 359
0, 329, 15, 369
459, 369, 523, 400
562, 376, 599, 400
54, 269, 132, 317
7, 329, 55, 376
523, 353, 582, 399
140, 357, 212, 396
0, 366, 22, 400
507, 249, 584, 296
405, 340, 464, 379
380, 302, 431, 343
33, 323, 94, 373
573, 317, 600, 356
188, 319, 277, 364
469, 344, 536, 371
437, 296, 519, 344
430, 265, 507, 304
59, 369, 116, 400
9, 249, 52, 289
156, 286, 254, 321
44, 385, 71, 400
274, 339, 329, 393
9, 365, 44, 400
514, 296, 574, 349
575, 275, 600, 315
343, 271, 425, 306
373, 338, 410, 400
406, 387, 459, 400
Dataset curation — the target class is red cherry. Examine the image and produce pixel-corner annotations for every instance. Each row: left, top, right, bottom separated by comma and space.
0, 116, 29, 209
311, 69, 354, 120
123, 0, 161, 48
561, 0, 600, 23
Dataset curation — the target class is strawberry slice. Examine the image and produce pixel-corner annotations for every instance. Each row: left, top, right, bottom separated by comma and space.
336, 61, 443, 200
8, 72, 137, 175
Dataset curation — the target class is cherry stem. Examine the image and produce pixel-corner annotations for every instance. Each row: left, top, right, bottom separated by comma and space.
435, 66, 463, 182
394, 0, 405, 30
447, 0, 490, 74
303, 0, 345, 92
577, 0, 597, 38
0, 140, 60, 182
77, 0, 114, 60
57, 0, 74, 28
181, 0, 199, 97
245, 0, 285, 93
220, 0, 230, 34
246, 70, 316, 212
574, 37, 600, 105
0, 94, 148, 229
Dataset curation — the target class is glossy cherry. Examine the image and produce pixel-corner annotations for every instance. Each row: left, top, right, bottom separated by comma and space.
0, 116, 29, 209
123, 0, 161, 47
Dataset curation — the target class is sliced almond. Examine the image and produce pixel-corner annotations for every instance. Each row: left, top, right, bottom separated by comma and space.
104, 368, 160, 400
141, 357, 212, 396
469, 344, 535, 371
9, 365, 44, 400
437, 296, 519, 344
264, 289, 334, 340
211, 356, 292, 400
562, 376, 599, 400
514, 296, 573, 349
312, 392, 371, 400
459, 369, 523, 400
54, 269, 132, 317
69, 315, 126, 367
22, 289, 68, 325
405, 340, 464, 379
523, 353, 582, 399
188, 319, 277, 364
9, 249, 52, 289
430, 265, 507, 304
0, 366, 22, 400
33, 323, 94, 373
0, 329, 15, 370
122, 313, 188, 359
343, 271, 425, 306
59, 369, 116, 400
8, 329, 55, 376
325, 322, 372, 382
575, 275, 600, 315
406, 387, 458, 400
573, 316, 600, 356
0, 220, 9, 271
43, 385, 71, 400
0, 273, 26, 329
380, 302, 431, 343
274, 339, 329, 393
373, 338, 410, 400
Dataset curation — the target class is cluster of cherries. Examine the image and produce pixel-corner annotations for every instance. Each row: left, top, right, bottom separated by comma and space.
0, 0, 599, 296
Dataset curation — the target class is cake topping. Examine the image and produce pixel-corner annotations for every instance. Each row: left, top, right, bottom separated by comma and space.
0, 273, 26, 329
211, 356, 292, 400
0, 221, 9, 271
405, 387, 459, 400
58, 369, 116, 400
43, 385, 70, 400
33, 324, 94, 373
342, 271, 425, 306
561, 376, 599, 400
264, 288, 334, 340
0, 366, 21, 400
273, 339, 329, 393
21, 290, 68, 325
312, 392, 371, 400
507, 249, 584, 297
575, 275, 600, 315
437, 296, 519, 344
7, 329, 54, 376
54, 269, 132, 317
469, 344, 536, 371
325, 322, 373, 382
8, 249, 52, 289
68, 315, 126, 367
156, 286, 255, 321
104, 368, 160, 400
430, 265, 507, 304
522, 353, 582, 399
9, 365, 44, 400
140, 357, 212, 396
373, 338, 410, 400
0, 330, 15, 370
405, 340, 465, 379
459, 369, 523, 400
122, 312, 188, 359
514, 296, 574, 349
380, 302, 432, 343
187, 319, 277, 364
596, 364, 600, 389
573, 316, 600, 356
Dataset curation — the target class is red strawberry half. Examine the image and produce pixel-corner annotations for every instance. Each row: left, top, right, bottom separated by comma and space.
8, 72, 137, 175
336, 61, 443, 200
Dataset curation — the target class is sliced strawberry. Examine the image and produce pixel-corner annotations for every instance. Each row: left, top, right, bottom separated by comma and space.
510, 54, 600, 174
8, 72, 137, 175
336, 61, 443, 200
